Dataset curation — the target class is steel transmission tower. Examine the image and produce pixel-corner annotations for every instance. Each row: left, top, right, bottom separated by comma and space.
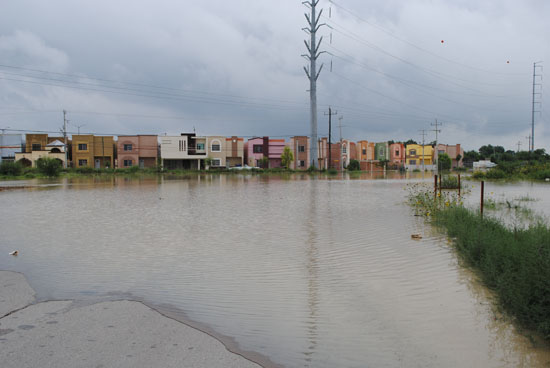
531, 61, 543, 152
303, 0, 325, 169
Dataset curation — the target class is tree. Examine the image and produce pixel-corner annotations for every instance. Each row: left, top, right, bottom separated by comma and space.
347, 159, 360, 171
281, 146, 294, 169
0, 161, 23, 176
36, 157, 62, 177
404, 139, 417, 146
438, 153, 451, 171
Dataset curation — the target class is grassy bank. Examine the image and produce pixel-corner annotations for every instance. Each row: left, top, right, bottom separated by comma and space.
409, 185, 550, 340
472, 162, 550, 181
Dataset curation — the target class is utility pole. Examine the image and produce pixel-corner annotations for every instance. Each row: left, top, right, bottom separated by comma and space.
63, 110, 68, 168
303, 0, 326, 169
431, 119, 442, 171
516, 141, 522, 152
419, 129, 427, 172
531, 61, 543, 152
338, 115, 344, 171
526, 135, 532, 152
324, 107, 337, 169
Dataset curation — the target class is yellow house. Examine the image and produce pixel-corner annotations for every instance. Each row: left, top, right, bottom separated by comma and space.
72, 135, 114, 168
406, 144, 433, 166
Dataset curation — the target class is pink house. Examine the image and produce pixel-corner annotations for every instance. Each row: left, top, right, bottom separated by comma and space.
390, 143, 405, 167
117, 135, 158, 168
244, 137, 285, 168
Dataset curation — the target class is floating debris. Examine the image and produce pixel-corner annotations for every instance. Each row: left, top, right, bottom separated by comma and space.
411, 234, 422, 240
9, 250, 18, 256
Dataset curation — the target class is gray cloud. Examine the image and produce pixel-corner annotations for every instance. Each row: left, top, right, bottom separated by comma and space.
0, 0, 548, 151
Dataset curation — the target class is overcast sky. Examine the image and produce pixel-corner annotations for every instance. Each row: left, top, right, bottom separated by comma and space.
0, 0, 548, 151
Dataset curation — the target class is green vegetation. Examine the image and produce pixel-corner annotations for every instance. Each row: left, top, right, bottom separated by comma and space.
440, 174, 461, 189
36, 158, 62, 177
437, 153, 451, 171
0, 161, 23, 176
409, 185, 550, 340
281, 146, 294, 169
347, 159, 360, 171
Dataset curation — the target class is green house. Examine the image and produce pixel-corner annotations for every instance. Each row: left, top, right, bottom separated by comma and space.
375, 142, 389, 161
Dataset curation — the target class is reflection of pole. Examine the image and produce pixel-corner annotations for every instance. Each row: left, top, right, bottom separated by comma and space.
305, 180, 319, 363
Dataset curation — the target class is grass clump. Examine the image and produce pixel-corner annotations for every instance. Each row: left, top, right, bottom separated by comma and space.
408, 184, 550, 340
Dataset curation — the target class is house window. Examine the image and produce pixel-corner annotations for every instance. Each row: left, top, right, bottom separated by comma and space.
298, 145, 305, 153
32, 143, 41, 151
410, 149, 416, 155
78, 159, 88, 167
211, 141, 221, 152
300, 160, 305, 167
179, 140, 186, 152
124, 144, 132, 151
438, 150, 445, 154
410, 160, 416, 165
78, 143, 87, 151
379, 148, 384, 156
253, 145, 263, 153
196, 143, 205, 150
362, 149, 366, 155
342, 144, 347, 154
124, 160, 133, 167
395, 150, 399, 156
211, 158, 221, 166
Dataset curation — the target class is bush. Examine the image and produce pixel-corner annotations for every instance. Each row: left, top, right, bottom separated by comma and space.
36, 157, 62, 177
327, 168, 338, 175
347, 159, 360, 171
0, 161, 23, 176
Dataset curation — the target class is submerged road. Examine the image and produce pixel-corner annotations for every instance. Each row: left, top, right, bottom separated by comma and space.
0, 271, 261, 368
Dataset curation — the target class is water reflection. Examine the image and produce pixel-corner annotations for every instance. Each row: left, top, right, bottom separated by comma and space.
0, 174, 549, 367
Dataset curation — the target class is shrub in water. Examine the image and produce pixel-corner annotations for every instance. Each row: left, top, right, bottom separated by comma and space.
0, 161, 23, 176
347, 159, 360, 171
36, 157, 62, 177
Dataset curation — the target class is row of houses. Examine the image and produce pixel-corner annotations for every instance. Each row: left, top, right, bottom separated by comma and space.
0, 133, 464, 170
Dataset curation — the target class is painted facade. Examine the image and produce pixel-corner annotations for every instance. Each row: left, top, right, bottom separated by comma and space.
375, 142, 390, 161
117, 135, 158, 168
160, 134, 207, 170
72, 135, 115, 168
289, 136, 310, 170
405, 144, 434, 166
244, 137, 285, 168
318, 138, 341, 170
15, 140, 66, 167
205, 136, 244, 168
389, 143, 406, 166
435, 144, 464, 168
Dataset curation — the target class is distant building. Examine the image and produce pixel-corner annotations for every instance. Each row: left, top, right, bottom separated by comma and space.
244, 137, 285, 168
117, 135, 158, 168
289, 136, 310, 170
72, 135, 115, 168
0, 134, 23, 163
160, 133, 207, 170
318, 137, 341, 170
15, 139, 67, 167
375, 142, 390, 161
473, 160, 497, 169
203, 136, 244, 168
435, 144, 464, 168
406, 144, 434, 170
389, 143, 406, 167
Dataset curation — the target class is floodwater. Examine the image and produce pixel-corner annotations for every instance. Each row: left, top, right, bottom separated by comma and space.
0, 173, 549, 367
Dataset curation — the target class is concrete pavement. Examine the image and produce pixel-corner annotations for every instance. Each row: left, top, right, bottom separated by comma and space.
0, 271, 263, 368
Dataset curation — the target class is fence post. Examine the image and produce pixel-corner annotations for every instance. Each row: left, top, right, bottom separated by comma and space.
434, 174, 438, 200
481, 180, 485, 217
458, 174, 461, 198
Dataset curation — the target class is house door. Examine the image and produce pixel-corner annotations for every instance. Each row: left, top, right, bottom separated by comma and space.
139, 159, 144, 169
95, 159, 100, 168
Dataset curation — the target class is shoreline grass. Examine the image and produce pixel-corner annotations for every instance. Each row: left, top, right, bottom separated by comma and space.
408, 184, 550, 341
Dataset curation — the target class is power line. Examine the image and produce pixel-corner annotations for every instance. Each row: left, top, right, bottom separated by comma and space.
327, 0, 528, 77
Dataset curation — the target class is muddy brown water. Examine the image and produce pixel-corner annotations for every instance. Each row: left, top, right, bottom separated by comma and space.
1, 173, 549, 367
